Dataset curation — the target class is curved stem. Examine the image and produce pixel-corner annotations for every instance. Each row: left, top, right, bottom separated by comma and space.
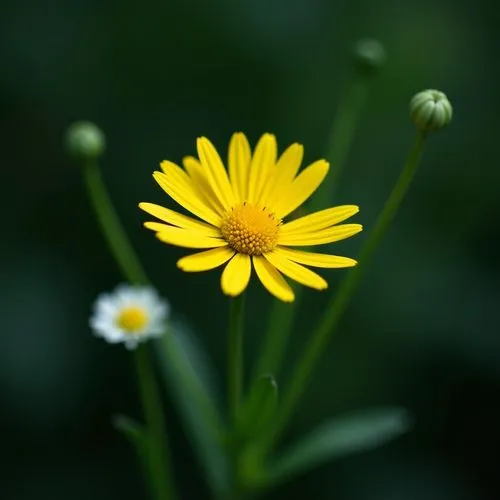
83, 161, 148, 285
315, 77, 368, 206
264, 131, 428, 450
83, 161, 176, 500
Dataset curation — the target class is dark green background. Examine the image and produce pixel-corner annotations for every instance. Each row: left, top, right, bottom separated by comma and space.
1, 0, 499, 498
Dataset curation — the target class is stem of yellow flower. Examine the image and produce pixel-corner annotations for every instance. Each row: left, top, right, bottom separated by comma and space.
252, 77, 369, 384
262, 131, 428, 452
228, 295, 245, 422
250, 295, 296, 381
227, 295, 246, 499
83, 161, 176, 500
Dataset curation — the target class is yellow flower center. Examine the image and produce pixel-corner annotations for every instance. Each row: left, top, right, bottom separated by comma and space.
116, 307, 149, 333
220, 202, 280, 255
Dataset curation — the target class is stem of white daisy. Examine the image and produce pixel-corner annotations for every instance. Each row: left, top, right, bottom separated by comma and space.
252, 71, 371, 384
83, 161, 176, 500
228, 295, 245, 422
135, 345, 177, 500
261, 131, 428, 454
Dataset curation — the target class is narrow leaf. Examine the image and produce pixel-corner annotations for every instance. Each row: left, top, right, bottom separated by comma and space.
112, 414, 150, 477
268, 407, 411, 484
113, 414, 148, 454
154, 318, 230, 497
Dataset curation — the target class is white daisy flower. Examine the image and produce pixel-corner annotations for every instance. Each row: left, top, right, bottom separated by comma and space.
89, 284, 170, 350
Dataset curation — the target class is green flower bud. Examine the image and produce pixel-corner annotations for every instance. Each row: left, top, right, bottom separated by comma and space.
65, 121, 105, 161
410, 90, 452, 132
352, 38, 387, 76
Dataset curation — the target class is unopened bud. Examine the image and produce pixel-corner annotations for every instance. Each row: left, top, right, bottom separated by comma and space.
352, 38, 387, 76
410, 90, 452, 132
65, 121, 105, 161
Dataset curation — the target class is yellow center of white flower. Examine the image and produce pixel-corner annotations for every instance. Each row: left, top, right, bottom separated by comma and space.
220, 202, 281, 255
116, 306, 149, 333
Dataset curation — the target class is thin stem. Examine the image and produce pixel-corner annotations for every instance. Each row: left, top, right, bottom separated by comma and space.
251, 295, 296, 381
228, 295, 245, 422
83, 161, 148, 285
83, 161, 176, 500
135, 346, 177, 500
264, 131, 428, 450
227, 296, 245, 500
314, 77, 367, 208
252, 76, 368, 384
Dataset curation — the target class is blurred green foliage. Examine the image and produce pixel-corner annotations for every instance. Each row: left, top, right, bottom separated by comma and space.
1, 0, 499, 498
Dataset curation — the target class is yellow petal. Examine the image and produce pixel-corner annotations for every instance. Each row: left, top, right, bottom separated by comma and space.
197, 137, 236, 210
264, 143, 303, 208
182, 155, 204, 179
247, 134, 277, 204
182, 156, 225, 215
153, 169, 221, 227
156, 227, 227, 249
144, 222, 175, 232
264, 251, 327, 290
221, 254, 251, 297
274, 160, 329, 218
252, 255, 294, 302
228, 133, 251, 203
278, 223, 363, 246
280, 205, 359, 235
273, 247, 357, 268
177, 247, 235, 272
139, 202, 220, 236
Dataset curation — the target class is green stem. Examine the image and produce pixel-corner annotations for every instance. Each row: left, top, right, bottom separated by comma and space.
228, 295, 245, 422
315, 77, 368, 207
252, 76, 369, 383
83, 161, 148, 285
135, 346, 177, 500
227, 296, 246, 500
264, 131, 428, 450
83, 161, 176, 500
251, 294, 296, 381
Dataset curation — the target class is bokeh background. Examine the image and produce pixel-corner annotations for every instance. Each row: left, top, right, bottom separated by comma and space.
1, 0, 499, 498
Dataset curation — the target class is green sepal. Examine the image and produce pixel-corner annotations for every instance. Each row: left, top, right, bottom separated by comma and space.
112, 414, 149, 466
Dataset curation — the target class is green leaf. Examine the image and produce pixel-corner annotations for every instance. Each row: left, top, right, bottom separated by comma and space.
237, 374, 278, 438
267, 407, 411, 484
112, 414, 149, 463
154, 318, 230, 497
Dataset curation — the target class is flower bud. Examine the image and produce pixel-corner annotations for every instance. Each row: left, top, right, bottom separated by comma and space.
352, 38, 386, 76
65, 121, 105, 161
410, 90, 452, 132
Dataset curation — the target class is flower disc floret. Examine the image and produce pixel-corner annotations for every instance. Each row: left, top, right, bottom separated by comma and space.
220, 203, 280, 255
116, 307, 149, 332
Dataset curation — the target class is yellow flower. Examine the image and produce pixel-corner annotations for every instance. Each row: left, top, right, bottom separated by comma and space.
139, 133, 362, 302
